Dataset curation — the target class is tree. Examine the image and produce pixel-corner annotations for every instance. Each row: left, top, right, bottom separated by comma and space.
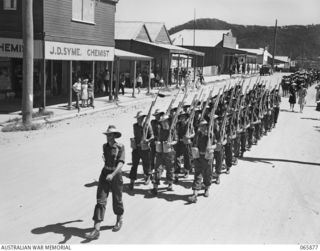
22, 0, 34, 125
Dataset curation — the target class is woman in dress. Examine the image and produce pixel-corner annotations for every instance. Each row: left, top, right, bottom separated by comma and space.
288, 84, 296, 112
297, 84, 307, 113
136, 73, 143, 94
81, 79, 89, 107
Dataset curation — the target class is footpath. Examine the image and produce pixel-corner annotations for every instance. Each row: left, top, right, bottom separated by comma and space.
0, 74, 243, 127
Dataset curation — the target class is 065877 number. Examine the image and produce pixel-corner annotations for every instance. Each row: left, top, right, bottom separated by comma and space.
300, 245, 318, 250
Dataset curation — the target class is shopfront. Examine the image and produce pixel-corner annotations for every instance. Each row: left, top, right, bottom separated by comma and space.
43, 41, 115, 107
0, 38, 43, 101
0, 39, 114, 112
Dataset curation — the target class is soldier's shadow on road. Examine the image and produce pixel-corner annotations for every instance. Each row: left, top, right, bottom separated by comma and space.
301, 117, 320, 121
31, 220, 113, 244
121, 171, 190, 203
280, 109, 299, 113
241, 157, 320, 166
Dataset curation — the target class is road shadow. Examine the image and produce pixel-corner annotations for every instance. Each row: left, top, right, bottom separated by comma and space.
31, 220, 113, 244
121, 170, 145, 180
174, 178, 193, 189
280, 109, 299, 113
84, 180, 98, 188
241, 157, 320, 166
301, 117, 320, 121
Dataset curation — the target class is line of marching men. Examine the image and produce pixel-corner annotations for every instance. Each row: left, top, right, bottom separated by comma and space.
128, 77, 282, 203
84, 77, 283, 240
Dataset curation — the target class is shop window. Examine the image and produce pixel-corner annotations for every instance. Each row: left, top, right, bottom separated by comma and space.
3, 0, 17, 10
72, 0, 95, 24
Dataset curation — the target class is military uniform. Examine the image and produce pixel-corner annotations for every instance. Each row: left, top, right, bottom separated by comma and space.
224, 116, 233, 172
192, 130, 212, 190
174, 117, 192, 178
92, 141, 125, 222
213, 122, 222, 183
129, 123, 153, 183
153, 122, 176, 189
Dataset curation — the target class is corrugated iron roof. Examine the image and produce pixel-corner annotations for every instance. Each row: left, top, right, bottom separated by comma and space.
275, 56, 290, 63
115, 21, 149, 40
240, 48, 272, 58
144, 22, 169, 43
170, 29, 232, 47
133, 40, 204, 56
115, 49, 152, 61
115, 21, 171, 43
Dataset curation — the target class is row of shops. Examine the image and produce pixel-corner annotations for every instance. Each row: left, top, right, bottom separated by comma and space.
0, 0, 281, 113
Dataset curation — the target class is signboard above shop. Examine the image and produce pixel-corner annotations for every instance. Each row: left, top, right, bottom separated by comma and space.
0, 38, 43, 59
45, 41, 114, 61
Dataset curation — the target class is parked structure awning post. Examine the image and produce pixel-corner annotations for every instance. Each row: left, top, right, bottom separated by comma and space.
68, 61, 72, 110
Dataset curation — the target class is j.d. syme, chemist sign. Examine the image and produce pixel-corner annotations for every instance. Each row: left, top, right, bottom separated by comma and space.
45, 41, 114, 61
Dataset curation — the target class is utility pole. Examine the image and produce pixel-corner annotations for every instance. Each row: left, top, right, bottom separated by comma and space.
193, 8, 196, 81
271, 19, 278, 72
22, 0, 34, 125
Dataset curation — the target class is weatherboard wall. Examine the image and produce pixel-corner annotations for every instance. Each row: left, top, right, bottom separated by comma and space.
0, 0, 44, 40
43, 0, 116, 47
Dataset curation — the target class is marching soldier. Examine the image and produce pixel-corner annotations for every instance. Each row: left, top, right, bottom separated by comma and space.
150, 109, 164, 171
129, 111, 154, 190
273, 89, 281, 126
188, 120, 213, 203
224, 113, 233, 174
174, 111, 192, 182
85, 125, 125, 240
152, 114, 177, 194
213, 115, 223, 184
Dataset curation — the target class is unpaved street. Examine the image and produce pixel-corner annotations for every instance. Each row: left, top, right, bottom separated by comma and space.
0, 73, 319, 244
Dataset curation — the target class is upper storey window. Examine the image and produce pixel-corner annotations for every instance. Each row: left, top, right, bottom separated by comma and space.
72, 0, 95, 24
3, 0, 17, 10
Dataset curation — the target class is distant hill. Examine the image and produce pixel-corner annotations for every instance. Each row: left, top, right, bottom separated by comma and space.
168, 18, 320, 60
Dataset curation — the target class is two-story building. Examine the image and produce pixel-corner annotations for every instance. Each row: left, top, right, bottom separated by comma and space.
0, 0, 117, 112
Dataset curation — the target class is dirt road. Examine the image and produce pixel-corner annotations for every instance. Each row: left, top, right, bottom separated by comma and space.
0, 73, 319, 244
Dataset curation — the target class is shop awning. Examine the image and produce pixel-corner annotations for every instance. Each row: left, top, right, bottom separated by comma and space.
115, 49, 153, 61
134, 40, 205, 56
223, 47, 258, 56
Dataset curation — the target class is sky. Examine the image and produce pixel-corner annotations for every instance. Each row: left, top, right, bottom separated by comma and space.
115, 0, 320, 29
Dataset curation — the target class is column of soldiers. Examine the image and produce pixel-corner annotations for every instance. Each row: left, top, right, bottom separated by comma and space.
129, 78, 282, 203
281, 69, 320, 97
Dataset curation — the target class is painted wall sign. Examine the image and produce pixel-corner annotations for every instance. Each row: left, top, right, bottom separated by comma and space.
0, 38, 43, 59
45, 41, 114, 61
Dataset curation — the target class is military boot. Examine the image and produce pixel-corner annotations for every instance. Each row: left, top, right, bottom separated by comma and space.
188, 194, 197, 203
85, 229, 100, 240
112, 215, 123, 232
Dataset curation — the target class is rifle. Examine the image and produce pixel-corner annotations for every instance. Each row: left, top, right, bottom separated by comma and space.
200, 87, 214, 120
184, 92, 200, 141
218, 84, 228, 107
167, 89, 189, 143
236, 84, 250, 132
165, 88, 181, 116
204, 89, 221, 160
141, 91, 164, 150
220, 86, 236, 143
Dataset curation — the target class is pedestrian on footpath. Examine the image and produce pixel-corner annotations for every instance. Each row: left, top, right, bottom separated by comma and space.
85, 125, 125, 240
137, 73, 143, 94
289, 84, 297, 112
72, 77, 82, 111
81, 79, 89, 107
88, 79, 95, 108
298, 84, 307, 113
